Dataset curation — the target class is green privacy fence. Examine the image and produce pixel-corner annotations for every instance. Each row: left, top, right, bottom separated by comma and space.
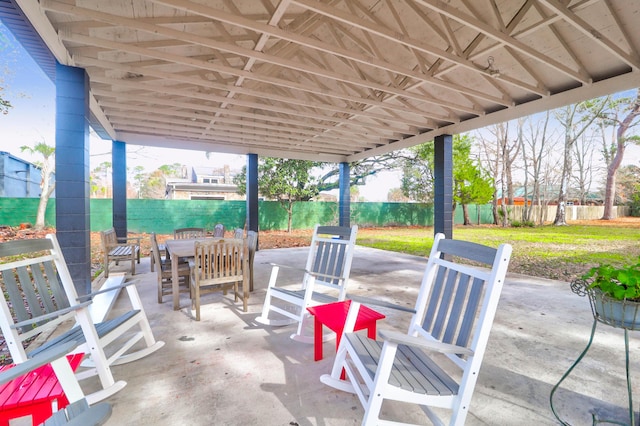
0, 198, 496, 232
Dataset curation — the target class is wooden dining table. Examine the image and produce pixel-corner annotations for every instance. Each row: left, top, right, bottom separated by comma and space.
164, 238, 206, 310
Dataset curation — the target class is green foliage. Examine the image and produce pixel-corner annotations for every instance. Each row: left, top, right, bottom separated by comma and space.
452, 135, 494, 206
234, 157, 323, 231
400, 134, 493, 205
582, 259, 640, 301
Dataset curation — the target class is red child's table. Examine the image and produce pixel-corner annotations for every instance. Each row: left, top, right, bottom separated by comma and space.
0, 353, 84, 426
307, 300, 385, 362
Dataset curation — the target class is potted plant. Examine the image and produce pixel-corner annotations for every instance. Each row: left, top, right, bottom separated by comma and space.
571, 258, 640, 330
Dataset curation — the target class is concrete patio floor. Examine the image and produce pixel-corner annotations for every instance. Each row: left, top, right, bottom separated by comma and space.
92, 246, 640, 425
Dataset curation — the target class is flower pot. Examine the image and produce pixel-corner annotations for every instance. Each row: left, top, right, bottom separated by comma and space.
592, 290, 640, 330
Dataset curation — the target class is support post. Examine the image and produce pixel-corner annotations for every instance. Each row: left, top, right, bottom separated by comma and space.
112, 141, 127, 238
339, 162, 350, 228
246, 154, 259, 241
434, 134, 453, 239
55, 62, 91, 296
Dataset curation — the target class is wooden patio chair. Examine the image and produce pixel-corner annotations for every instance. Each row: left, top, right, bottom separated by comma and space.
0, 341, 112, 426
213, 223, 225, 237
173, 227, 205, 239
149, 236, 166, 273
233, 228, 244, 239
255, 224, 358, 342
190, 237, 249, 321
0, 234, 165, 403
99, 227, 140, 278
151, 233, 190, 304
320, 233, 512, 425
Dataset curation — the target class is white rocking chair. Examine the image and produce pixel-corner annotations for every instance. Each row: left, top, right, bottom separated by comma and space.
255, 224, 358, 342
0, 234, 165, 403
321, 233, 512, 425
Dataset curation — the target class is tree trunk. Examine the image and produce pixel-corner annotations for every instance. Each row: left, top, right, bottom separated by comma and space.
287, 200, 293, 233
35, 184, 55, 230
462, 204, 470, 225
602, 91, 640, 219
553, 134, 572, 226
602, 148, 624, 220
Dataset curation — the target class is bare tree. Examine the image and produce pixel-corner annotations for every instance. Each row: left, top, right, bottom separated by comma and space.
522, 113, 549, 222
489, 122, 520, 204
476, 127, 501, 225
571, 133, 598, 205
600, 89, 640, 219
552, 98, 607, 225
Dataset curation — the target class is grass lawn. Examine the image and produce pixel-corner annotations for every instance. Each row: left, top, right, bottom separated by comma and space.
356, 219, 640, 282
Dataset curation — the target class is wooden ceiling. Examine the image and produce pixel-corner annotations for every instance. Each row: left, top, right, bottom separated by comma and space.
6, 0, 640, 162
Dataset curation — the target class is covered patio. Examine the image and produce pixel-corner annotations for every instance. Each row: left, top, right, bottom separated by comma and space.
92, 246, 635, 425
0, 0, 638, 297
1, 1, 639, 424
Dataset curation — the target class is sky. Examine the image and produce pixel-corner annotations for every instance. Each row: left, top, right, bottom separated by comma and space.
1, 22, 637, 202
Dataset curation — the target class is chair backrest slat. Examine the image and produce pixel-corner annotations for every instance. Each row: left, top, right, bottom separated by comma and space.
1, 238, 73, 336
456, 277, 484, 348
309, 231, 351, 285
194, 238, 246, 282
302, 225, 357, 300
17, 265, 47, 320
174, 228, 205, 239
2, 268, 31, 325
43, 260, 69, 308
412, 234, 510, 366
442, 272, 471, 344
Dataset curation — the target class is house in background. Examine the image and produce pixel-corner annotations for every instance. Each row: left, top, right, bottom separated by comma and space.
0, 151, 54, 198
165, 165, 242, 200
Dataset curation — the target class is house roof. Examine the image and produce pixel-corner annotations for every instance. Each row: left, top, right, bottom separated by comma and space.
2, 0, 638, 163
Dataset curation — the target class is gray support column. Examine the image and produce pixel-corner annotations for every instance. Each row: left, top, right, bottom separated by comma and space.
55, 62, 91, 296
112, 141, 127, 238
339, 162, 350, 228
434, 134, 453, 239
246, 154, 259, 237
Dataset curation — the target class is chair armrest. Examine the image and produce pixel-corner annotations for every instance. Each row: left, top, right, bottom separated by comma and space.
378, 329, 474, 356
0, 341, 79, 385
347, 294, 417, 314
11, 302, 93, 329
76, 279, 140, 302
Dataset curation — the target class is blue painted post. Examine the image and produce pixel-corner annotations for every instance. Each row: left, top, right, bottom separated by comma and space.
112, 141, 127, 238
339, 162, 350, 227
246, 154, 259, 236
55, 62, 91, 296
434, 134, 453, 239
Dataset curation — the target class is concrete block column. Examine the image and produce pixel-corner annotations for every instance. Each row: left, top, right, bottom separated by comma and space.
112, 141, 127, 238
55, 62, 91, 296
434, 134, 453, 239
246, 154, 259, 237
339, 162, 350, 228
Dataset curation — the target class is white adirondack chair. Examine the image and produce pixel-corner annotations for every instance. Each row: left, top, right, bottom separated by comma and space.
255, 224, 358, 342
0, 234, 165, 403
0, 340, 112, 426
321, 233, 512, 425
